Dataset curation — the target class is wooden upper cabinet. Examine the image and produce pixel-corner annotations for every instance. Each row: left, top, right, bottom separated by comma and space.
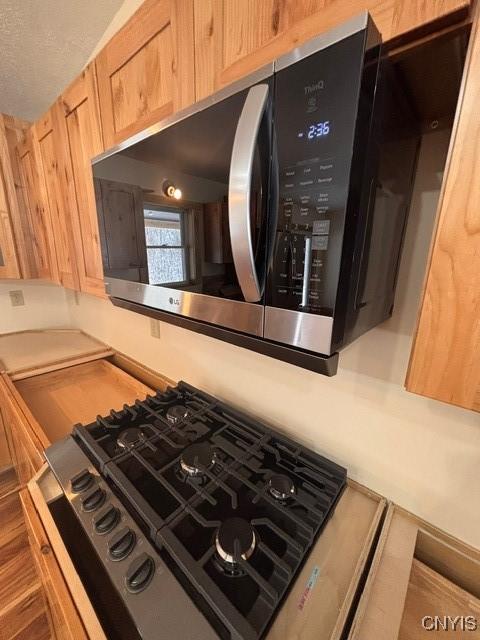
0, 126, 20, 279
18, 128, 59, 282
406, 7, 480, 412
0, 114, 38, 279
96, 0, 195, 148
193, 0, 471, 99
35, 108, 79, 290
59, 64, 106, 297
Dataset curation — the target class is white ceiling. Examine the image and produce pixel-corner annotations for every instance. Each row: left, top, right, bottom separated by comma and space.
0, 0, 123, 121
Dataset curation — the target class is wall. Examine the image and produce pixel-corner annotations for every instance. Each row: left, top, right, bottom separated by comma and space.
94, 154, 227, 202
87, 0, 144, 60
65, 129, 480, 549
0, 280, 70, 333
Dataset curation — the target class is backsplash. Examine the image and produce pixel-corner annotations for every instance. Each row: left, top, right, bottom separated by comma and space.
0, 280, 69, 333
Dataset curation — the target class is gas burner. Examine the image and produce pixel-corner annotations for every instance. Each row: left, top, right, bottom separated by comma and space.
268, 473, 295, 501
215, 518, 256, 566
180, 443, 215, 477
117, 427, 145, 450
166, 405, 193, 424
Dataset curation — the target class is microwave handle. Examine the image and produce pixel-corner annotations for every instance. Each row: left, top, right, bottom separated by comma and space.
228, 84, 269, 302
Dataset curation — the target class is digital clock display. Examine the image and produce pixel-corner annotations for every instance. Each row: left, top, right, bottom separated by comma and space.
297, 121, 331, 140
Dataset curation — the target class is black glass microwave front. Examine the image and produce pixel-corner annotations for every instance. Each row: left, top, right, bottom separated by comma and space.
93, 77, 273, 339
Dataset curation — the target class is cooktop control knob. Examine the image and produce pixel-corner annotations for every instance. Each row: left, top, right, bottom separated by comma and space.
108, 527, 136, 561
80, 487, 106, 512
93, 505, 120, 535
125, 553, 155, 593
70, 469, 94, 494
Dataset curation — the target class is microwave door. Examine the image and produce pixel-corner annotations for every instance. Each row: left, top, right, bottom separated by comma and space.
93, 74, 273, 338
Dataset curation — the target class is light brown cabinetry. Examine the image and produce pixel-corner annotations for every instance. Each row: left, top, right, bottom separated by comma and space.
193, 0, 470, 98
349, 505, 480, 640
14, 359, 153, 445
59, 63, 106, 297
0, 491, 50, 640
0, 329, 112, 380
0, 120, 20, 279
96, 0, 195, 147
406, 7, 480, 412
35, 107, 79, 290
0, 114, 39, 279
18, 128, 59, 282
17, 65, 106, 295
0, 373, 44, 487
0, 336, 162, 489
20, 486, 89, 640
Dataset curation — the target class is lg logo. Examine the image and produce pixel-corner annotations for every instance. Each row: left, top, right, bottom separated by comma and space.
168, 297, 180, 306
421, 616, 478, 632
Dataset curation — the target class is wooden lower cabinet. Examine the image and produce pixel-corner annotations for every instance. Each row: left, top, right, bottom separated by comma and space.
0, 490, 50, 640
348, 505, 480, 640
0, 375, 44, 488
0, 583, 50, 640
20, 487, 88, 640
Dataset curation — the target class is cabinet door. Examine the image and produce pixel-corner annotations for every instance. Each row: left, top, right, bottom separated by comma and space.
95, 178, 148, 282
0, 405, 14, 472
96, 0, 195, 147
20, 488, 88, 640
406, 8, 480, 411
0, 114, 38, 279
18, 128, 59, 282
193, 0, 470, 99
35, 108, 79, 290
0, 147, 20, 278
59, 64, 106, 297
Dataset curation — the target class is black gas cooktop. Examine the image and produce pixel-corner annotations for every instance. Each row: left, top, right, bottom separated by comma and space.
69, 382, 346, 639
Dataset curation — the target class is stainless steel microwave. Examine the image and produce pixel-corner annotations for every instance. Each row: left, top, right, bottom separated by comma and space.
91, 12, 420, 375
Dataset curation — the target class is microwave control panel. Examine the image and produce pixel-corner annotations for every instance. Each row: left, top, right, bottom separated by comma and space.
267, 29, 371, 316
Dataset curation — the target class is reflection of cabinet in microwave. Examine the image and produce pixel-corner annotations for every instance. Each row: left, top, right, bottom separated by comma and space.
203, 201, 233, 264
94, 178, 149, 283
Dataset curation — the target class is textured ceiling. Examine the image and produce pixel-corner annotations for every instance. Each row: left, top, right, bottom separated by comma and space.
0, 0, 123, 121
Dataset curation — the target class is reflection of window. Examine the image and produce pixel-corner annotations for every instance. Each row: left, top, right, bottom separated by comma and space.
144, 207, 189, 285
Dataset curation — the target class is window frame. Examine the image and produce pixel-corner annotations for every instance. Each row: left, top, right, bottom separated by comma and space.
143, 204, 190, 286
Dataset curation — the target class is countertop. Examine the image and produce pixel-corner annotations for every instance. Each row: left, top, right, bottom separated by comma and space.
0, 329, 113, 379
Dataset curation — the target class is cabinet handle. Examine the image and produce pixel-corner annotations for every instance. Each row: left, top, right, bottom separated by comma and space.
40, 544, 51, 555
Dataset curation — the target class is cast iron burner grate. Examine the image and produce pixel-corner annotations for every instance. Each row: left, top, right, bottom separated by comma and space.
73, 381, 346, 640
